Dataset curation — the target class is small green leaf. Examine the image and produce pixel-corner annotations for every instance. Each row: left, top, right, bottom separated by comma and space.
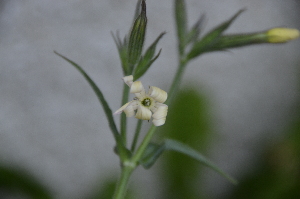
127, 0, 147, 73
133, 32, 165, 80
187, 9, 245, 60
186, 14, 205, 45
111, 31, 129, 74
174, 0, 188, 56
139, 142, 166, 169
165, 139, 238, 184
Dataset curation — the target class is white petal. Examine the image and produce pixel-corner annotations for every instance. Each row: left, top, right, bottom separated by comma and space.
130, 81, 144, 94
152, 104, 168, 120
123, 101, 138, 117
114, 102, 131, 115
152, 118, 166, 126
135, 105, 152, 120
123, 75, 133, 87
148, 86, 167, 103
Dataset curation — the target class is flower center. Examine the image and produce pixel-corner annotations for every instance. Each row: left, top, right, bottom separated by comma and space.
141, 98, 151, 107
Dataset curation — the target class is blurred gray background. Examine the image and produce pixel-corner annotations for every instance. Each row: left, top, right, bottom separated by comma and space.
0, 0, 299, 198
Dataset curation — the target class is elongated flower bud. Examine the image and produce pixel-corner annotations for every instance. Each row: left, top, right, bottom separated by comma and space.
127, 0, 147, 73
266, 28, 299, 43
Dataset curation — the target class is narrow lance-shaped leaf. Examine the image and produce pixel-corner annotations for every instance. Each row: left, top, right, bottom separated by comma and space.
133, 32, 165, 80
139, 139, 237, 184
185, 14, 205, 45
54, 52, 130, 160
127, 0, 147, 73
111, 31, 129, 74
139, 142, 166, 169
133, 49, 161, 81
187, 9, 245, 60
54, 51, 120, 139
164, 139, 238, 184
174, 0, 188, 56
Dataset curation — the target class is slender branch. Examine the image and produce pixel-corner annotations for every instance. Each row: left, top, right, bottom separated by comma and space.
166, 58, 188, 105
131, 125, 157, 163
131, 120, 143, 152
120, 84, 130, 146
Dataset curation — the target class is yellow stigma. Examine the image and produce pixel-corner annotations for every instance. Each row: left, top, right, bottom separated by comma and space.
266, 28, 300, 43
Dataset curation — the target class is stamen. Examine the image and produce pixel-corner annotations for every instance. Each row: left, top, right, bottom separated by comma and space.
141, 98, 151, 107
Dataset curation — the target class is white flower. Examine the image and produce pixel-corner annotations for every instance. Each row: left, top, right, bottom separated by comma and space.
114, 75, 168, 126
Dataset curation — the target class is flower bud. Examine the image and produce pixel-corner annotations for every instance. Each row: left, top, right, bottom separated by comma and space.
127, 0, 147, 72
266, 28, 299, 43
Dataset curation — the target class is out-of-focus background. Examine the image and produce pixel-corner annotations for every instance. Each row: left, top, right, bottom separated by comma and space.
0, 0, 299, 198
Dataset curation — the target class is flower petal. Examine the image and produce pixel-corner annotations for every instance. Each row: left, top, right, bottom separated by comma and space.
152, 118, 166, 126
130, 81, 144, 93
123, 75, 133, 87
123, 101, 138, 117
152, 104, 168, 120
152, 104, 167, 126
148, 86, 167, 103
114, 102, 131, 115
135, 105, 152, 120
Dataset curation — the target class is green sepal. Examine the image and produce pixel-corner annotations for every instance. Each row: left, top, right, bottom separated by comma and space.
132, 0, 143, 26
187, 9, 245, 60
54, 51, 129, 161
127, 0, 147, 73
139, 139, 237, 184
174, 0, 188, 56
133, 32, 165, 80
139, 142, 166, 169
204, 33, 267, 52
111, 32, 129, 75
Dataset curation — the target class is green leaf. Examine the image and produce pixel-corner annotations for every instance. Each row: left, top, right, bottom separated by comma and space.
54, 52, 125, 149
133, 32, 165, 80
127, 0, 147, 73
174, 0, 188, 56
139, 142, 166, 169
186, 14, 205, 45
187, 9, 245, 60
159, 88, 212, 199
165, 139, 237, 184
139, 138, 237, 184
0, 165, 52, 199
111, 31, 129, 74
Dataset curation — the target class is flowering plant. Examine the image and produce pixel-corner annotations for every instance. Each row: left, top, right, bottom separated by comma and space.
54, 0, 299, 198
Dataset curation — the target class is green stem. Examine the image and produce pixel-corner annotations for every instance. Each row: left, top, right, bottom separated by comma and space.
131, 125, 157, 163
131, 120, 143, 152
113, 56, 189, 199
113, 165, 134, 199
120, 84, 130, 146
166, 58, 188, 105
